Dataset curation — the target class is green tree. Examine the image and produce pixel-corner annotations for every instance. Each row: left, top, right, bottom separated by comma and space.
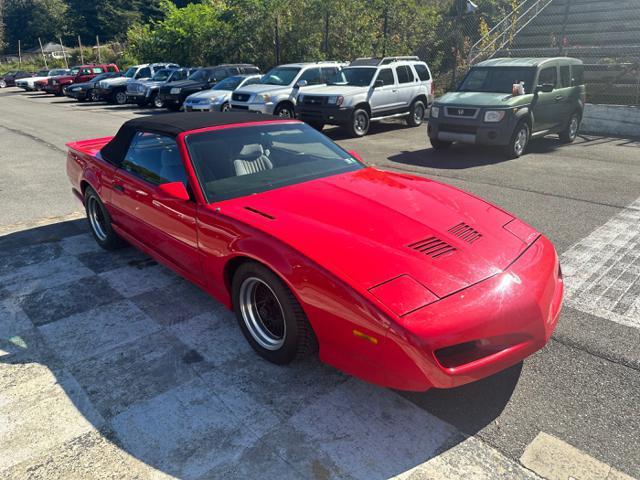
3, 0, 68, 51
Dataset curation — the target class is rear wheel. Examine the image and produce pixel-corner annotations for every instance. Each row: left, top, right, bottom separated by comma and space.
220, 102, 231, 112
559, 113, 580, 144
151, 92, 164, 109
505, 121, 530, 159
274, 103, 295, 118
113, 90, 128, 105
407, 100, 426, 127
232, 262, 317, 365
430, 138, 452, 150
87, 89, 99, 102
0, 80, 6, 88
348, 108, 370, 137
84, 187, 125, 250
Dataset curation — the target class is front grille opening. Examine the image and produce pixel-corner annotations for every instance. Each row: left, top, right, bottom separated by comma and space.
408, 237, 456, 258
448, 222, 482, 244
435, 333, 530, 369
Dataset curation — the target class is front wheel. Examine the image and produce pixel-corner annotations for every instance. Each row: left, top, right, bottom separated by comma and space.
87, 89, 99, 102
559, 113, 580, 144
220, 102, 231, 112
407, 100, 426, 127
112, 90, 128, 105
232, 262, 317, 365
0, 80, 6, 88
151, 93, 164, 109
348, 108, 370, 137
274, 103, 295, 118
84, 187, 125, 250
505, 121, 530, 159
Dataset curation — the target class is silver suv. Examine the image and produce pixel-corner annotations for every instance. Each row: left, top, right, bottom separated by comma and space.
296, 56, 434, 137
230, 62, 345, 118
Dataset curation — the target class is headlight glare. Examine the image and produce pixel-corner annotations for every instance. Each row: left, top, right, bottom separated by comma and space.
484, 110, 506, 122
256, 94, 272, 103
431, 106, 439, 118
328, 95, 344, 106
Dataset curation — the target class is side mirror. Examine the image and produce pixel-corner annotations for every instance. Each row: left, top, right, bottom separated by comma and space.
156, 182, 190, 202
536, 83, 554, 93
374, 79, 384, 89
348, 150, 363, 162
295, 80, 308, 89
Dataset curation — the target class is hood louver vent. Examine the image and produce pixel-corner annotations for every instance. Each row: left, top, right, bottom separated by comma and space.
408, 237, 456, 258
448, 222, 482, 244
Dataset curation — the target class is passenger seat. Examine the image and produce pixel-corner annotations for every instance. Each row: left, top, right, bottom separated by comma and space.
233, 144, 273, 176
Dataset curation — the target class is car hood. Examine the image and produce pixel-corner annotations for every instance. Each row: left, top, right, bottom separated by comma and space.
101, 77, 131, 87
19, 76, 46, 83
187, 89, 231, 100
218, 168, 538, 300
162, 79, 206, 91
234, 84, 290, 96
69, 81, 93, 89
302, 85, 367, 96
436, 91, 530, 107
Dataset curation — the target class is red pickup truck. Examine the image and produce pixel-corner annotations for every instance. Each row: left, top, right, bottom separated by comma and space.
44, 63, 119, 95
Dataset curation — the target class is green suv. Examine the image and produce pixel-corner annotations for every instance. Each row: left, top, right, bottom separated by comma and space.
428, 58, 586, 158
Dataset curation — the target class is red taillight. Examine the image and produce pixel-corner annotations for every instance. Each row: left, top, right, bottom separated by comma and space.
430, 81, 435, 96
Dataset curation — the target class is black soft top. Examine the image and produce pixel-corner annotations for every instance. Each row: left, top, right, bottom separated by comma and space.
100, 112, 277, 165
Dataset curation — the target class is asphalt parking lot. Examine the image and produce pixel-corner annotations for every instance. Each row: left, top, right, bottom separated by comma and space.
1, 88, 639, 479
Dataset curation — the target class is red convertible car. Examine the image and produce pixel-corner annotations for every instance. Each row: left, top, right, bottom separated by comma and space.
66, 113, 563, 391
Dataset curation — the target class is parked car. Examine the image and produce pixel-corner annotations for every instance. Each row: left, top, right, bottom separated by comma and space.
66, 112, 563, 392
296, 56, 434, 136
64, 72, 123, 102
159, 64, 261, 111
0, 70, 32, 88
183, 74, 262, 112
43, 63, 120, 96
95, 63, 179, 105
16, 68, 67, 91
428, 57, 586, 158
126, 67, 194, 108
229, 62, 343, 118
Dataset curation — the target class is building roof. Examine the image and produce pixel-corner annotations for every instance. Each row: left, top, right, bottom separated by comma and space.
476, 57, 583, 67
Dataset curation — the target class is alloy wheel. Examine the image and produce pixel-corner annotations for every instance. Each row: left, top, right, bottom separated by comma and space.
239, 277, 286, 350
87, 197, 108, 242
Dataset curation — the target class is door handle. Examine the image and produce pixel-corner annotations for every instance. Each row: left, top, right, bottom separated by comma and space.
555, 96, 564, 102
113, 183, 125, 193
392, 89, 399, 93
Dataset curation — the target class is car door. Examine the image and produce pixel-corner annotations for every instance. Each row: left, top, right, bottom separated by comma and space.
556, 64, 574, 125
110, 132, 202, 278
394, 65, 415, 110
532, 65, 561, 132
370, 68, 399, 115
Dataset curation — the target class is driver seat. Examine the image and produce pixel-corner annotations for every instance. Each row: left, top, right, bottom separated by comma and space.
233, 144, 273, 176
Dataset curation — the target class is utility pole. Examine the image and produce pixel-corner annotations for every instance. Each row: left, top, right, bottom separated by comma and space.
58, 37, 68, 68
274, 15, 281, 65
96, 35, 101, 63
382, 7, 389, 57
323, 10, 330, 56
38, 37, 48, 68
78, 35, 84, 64
18, 40, 21, 68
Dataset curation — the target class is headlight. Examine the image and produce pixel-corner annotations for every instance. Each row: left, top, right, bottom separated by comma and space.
256, 94, 272, 103
484, 110, 506, 123
212, 96, 224, 104
328, 95, 344, 106
430, 106, 440, 118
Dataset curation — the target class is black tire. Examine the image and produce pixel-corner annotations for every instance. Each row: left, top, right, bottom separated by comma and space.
274, 102, 295, 118
220, 102, 231, 112
559, 112, 580, 144
504, 120, 530, 159
84, 187, 125, 250
232, 262, 317, 365
407, 100, 426, 127
0, 80, 7, 88
430, 138, 453, 150
112, 90, 128, 105
151, 93, 165, 109
166, 103, 181, 112
348, 108, 370, 137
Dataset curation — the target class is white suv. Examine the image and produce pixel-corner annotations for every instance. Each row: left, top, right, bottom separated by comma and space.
229, 62, 345, 118
296, 56, 434, 137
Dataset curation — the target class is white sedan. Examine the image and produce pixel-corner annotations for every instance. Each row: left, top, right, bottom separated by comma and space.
183, 74, 262, 112
15, 68, 69, 91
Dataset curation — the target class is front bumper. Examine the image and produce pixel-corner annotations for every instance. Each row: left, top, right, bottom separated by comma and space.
44, 83, 64, 95
66, 89, 88, 100
297, 105, 354, 125
428, 110, 517, 146
368, 235, 563, 391
184, 102, 220, 112
230, 102, 275, 115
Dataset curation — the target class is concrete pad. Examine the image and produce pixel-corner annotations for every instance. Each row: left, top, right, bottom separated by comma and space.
397, 436, 540, 480
39, 300, 161, 365
132, 280, 220, 326
520, 432, 621, 480
59, 232, 103, 256
0, 255, 93, 298
111, 378, 258, 480
69, 330, 197, 419
0, 298, 33, 338
0, 241, 62, 276
1, 430, 175, 480
77, 247, 153, 274
0, 369, 104, 472
286, 378, 460, 479
18, 275, 124, 326
99, 262, 180, 298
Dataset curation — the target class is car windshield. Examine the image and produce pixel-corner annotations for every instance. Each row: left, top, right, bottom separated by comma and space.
328, 67, 376, 86
123, 67, 138, 78
4, 71, 17, 76
151, 69, 173, 81
70, 67, 80, 75
260, 67, 301, 86
459, 67, 536, 94
186, 123, 363, 202
92, 73, 112, 82
188, 69, 209, 81
36, 70, 49, 76
212, 76, 244, 91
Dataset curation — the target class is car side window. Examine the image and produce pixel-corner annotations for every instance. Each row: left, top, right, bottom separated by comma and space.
375, 68, 394, 86
136, 67, 151, 79
209, 70, 227, 82
92, 67, 103, 74
538, 67, 557, 87
395, 65, 414, 84
299, 67, 324, 85
571, 65, 584, 86
414, 64, 431, 81
122, 132, 188, 186
243, 77, 261, 86
321, 67, 339, 82
107, 66, 117, 72
560, 66, 571, 88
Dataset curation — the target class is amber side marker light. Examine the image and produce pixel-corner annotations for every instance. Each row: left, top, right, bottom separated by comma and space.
353, 330, 379, 345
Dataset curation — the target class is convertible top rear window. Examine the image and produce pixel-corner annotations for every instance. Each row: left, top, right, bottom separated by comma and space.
185, 123, 363, 202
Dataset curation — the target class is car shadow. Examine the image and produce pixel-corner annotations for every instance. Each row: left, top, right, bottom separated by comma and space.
0, 219, 521, 478
322, 119, 414, 141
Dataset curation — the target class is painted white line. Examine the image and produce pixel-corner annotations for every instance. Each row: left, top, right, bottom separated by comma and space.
561, 197, 640, 329
520, 432, 636, 480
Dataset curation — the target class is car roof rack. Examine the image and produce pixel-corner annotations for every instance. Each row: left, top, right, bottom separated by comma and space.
350, 56, 420, 66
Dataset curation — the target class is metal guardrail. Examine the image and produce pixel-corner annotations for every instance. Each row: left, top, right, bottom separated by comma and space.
468, 0, 554, 65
